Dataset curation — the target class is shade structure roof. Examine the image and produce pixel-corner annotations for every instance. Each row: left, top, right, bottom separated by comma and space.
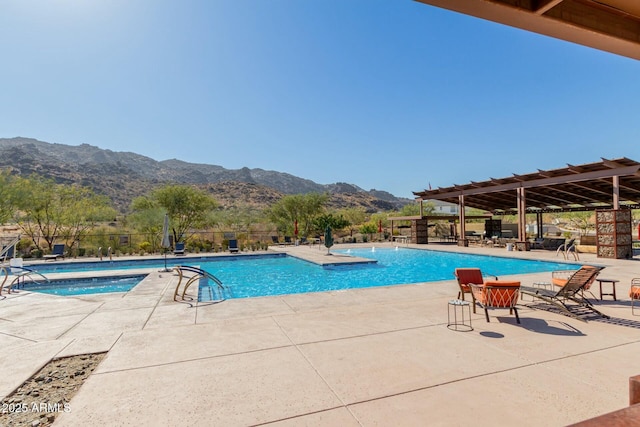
414, 158, 640, 214
416, 0, 640, 61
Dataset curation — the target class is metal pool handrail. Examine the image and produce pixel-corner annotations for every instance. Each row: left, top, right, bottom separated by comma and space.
0, 266, 8, 296
172, 265, 226, 302
1, 265, 50, 296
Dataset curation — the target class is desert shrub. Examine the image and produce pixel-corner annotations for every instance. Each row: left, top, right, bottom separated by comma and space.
17, 237, 33, 251
139, 241, 153, 253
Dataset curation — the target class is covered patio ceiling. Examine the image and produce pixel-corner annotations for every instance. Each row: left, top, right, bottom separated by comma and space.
414, 158, 640, 214
415, 0, 640, 61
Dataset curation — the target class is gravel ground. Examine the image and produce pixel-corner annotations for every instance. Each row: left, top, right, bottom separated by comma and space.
0, 353, 105, 426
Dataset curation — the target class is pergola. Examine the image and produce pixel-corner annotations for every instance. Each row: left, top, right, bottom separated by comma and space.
415, 0, 640, 61
413, 158, 640, 250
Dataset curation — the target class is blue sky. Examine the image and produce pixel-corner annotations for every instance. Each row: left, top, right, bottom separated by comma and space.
2, 1, 639, 198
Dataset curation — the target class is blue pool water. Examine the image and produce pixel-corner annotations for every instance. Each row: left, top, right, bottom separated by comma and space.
21, 275, 145, 296
25, 248, 577, 300
26, 254, 282, 274
195, 248, 575, 300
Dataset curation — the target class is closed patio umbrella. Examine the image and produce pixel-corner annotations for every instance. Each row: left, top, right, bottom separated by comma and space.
324, 226, 333, 255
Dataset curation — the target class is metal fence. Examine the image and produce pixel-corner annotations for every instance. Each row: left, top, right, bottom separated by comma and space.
13, 230, 286, 259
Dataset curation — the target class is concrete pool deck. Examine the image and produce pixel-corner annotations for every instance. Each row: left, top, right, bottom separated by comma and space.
1, 243, 640, 425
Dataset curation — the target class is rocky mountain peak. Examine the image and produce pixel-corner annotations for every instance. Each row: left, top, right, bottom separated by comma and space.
0, 137, 411, 212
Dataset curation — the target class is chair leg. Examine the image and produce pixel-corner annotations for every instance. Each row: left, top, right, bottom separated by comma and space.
484, 307, 490, 323
513, 307, 520, 324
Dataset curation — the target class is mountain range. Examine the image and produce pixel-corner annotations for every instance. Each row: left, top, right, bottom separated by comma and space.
0, 137, 411, 212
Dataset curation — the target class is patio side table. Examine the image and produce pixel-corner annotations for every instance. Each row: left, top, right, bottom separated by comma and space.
447, 299, 473, 332
596, 278, 619, 301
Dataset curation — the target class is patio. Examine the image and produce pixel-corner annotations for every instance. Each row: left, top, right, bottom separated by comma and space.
1, 243, 640, 426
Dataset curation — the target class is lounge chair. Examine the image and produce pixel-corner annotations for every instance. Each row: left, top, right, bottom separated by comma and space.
284, 236, 292, 245
520, 265, 607, 321
43, 244, 65, 261
551, 266, 598, 300
271, 236, 280, 245
228, 239, 239, 254
530, 237, 545, 249
173, 242, 185, 256
631, 278, 640, 316
454, 268, 498, 310
469, 280, 521, 323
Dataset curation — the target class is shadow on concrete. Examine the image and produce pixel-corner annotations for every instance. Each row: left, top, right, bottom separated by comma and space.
585, 313, 640, 329
520, 318, 585, 336
524, 302, 640, 329
479, 331, 504, 338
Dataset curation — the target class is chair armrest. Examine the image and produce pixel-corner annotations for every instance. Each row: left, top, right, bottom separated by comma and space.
552, 270, 576, 276
552, 270, 576, 287
468, 283, 484, 303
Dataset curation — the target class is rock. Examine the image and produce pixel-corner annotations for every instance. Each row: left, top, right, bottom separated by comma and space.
0, 352, 106, 427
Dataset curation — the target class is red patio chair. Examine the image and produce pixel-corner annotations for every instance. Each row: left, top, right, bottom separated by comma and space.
469, 280, 521, 323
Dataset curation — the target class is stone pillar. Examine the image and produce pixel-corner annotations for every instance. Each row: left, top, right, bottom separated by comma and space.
412, 219, 429, 244
596, 209, 632, 259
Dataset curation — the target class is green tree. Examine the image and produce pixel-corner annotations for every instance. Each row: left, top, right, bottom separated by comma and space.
566, 211, 595, 237
266, 193, 329, 236
313, 213, 349, 235
149, 185, 218, 244
338, 207, 366, 237
399, 202, 420, 216
12, 175, 115, 251
213, 206, 258, 235
359, 222, 378, 241
0, 170, 16, 224
56, 186, 117, 250
12, 175, 59, 249
397, 201, 434, 217
128, 196, 166, 252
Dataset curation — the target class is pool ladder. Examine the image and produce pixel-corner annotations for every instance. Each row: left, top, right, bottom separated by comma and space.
0, 265, 49, 297
172, 265, 228, 303
98, 247, 113, 261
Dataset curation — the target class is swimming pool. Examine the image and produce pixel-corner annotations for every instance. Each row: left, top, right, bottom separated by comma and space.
25, 254, 284, 274
195, 248, 576, 300
20, 275, 145, 296
24, 248, 576, 300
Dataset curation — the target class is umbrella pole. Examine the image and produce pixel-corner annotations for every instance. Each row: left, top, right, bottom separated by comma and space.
159, 248, 171, 272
